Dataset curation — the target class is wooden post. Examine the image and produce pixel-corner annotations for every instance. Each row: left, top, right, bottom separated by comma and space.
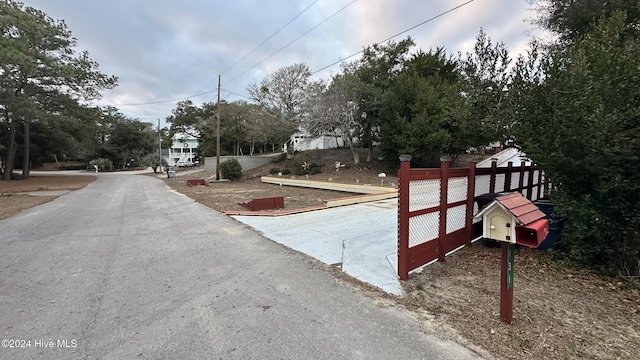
504, 161, 513, 192
465, 162, 476, 246
397, 155, 412, 280
536, 167, 542, 200
500, 242, 515, 324
518, 162, 526, 193
526, 164, 535, 200
215, 74, 221, 181
489, 160, 497, 193
438, 161, 449, 262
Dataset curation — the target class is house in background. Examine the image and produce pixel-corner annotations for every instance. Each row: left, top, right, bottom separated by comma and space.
167, 133, 199, 166
288, 127, 344, 152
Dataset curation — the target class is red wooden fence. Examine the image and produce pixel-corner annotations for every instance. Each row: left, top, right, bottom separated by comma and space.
397, 160, 547, 280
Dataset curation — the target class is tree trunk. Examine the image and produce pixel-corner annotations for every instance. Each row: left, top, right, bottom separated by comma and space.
2, 119, 17, 180
21, 119, 30, 179
364, 123, 373, 162
346, 134, 359, 164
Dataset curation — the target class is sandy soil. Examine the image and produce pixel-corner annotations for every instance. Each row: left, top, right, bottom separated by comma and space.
0, 174, 96, 220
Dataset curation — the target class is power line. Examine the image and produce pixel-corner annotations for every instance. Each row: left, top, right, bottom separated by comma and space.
222, 88, 251, 100
115, 90, 215, 106
105, 0, 474, 108
111, 1, 324, 108
312, 0, 476, 75
221, 0, 319, 76
227, 0, 357, 84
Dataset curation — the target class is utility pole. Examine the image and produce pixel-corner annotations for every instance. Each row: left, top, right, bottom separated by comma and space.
215, 74, 221, 180
158, 118, 163, 173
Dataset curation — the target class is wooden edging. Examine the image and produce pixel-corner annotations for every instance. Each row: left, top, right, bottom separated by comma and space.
324, 191, 397, 208
260, 176, 394, 194
224, 193, 398, 217
223, 205, 326, 217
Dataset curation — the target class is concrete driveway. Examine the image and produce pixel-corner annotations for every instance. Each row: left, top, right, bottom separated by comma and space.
233, 199, 402, 295
0, 173, 481, 359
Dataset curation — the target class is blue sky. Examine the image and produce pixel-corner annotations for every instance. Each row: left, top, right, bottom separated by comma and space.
22, 0, 544, 125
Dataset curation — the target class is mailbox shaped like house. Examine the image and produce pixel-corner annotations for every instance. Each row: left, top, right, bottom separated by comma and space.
474, 193, 550, 248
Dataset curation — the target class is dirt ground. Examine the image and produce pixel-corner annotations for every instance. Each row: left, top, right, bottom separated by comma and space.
0, 174, 96, 220
3, 153, 639, 359
166, 164, 397, 213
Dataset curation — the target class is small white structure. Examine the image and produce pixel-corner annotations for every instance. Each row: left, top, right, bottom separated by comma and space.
477, 147, 531, 168
290, 127, 344, 152
168, 133, 199, 166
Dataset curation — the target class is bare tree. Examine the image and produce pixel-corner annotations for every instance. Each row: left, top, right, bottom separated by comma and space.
303, 74, 360, 163
247, 63, 311, 125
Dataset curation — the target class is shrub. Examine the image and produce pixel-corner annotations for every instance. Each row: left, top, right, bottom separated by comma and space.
296, 162, 322, 176
309, 163, 322, 175
269, 167, 280, 174
220, 159, 242, 181
89, 158, 113, 171
281, 168, 291, 175
272, 152, 288, 163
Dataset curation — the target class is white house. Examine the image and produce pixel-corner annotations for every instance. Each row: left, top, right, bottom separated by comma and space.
288, 127, 344, 152
167, 133, 199, 166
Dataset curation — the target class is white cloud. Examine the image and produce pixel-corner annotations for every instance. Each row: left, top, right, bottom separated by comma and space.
21, 0, 543, 122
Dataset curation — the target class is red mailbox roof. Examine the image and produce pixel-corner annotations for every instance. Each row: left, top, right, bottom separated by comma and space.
495, 193, 546, 225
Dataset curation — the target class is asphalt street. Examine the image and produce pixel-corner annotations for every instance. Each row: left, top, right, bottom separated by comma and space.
0, 173, 481, 360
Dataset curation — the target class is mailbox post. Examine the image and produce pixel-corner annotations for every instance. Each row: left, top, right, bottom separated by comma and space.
473, 193, 549, 324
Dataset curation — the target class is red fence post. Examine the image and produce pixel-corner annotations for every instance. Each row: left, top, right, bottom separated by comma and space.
465, 162, 476, 246
438, 161, 449, 262
397, 155, 412, 280
526, 164, 535, 200
489, 160, 497, 193
518, 162, 526, 193
505, 161, 513, 192
536, 167, 542, 200
500, 242, 515, 324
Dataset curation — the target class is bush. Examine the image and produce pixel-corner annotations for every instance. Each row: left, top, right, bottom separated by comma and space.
281, 168, 291, 175
220, 159, 242, 181
309, 163, 322, 175
89, 158, 113, 171
296, 162, 322, 176
272, 152, 288, 163
269, 167, 280, 174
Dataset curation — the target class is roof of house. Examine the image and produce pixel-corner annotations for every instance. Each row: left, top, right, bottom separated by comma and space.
476, 193, 546, 225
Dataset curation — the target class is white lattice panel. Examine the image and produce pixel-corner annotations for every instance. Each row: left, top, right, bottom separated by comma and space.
531, 186, 540, 201
447, 177, 468, 203
474, 175, 491, 196
409, 179, 440, 211
532, 170, 540, 184
409, 212, 439, 247
446, 205, 467, 234
522, 171, 530, 187
510, 172, 520, 191
495, 174, 506, 192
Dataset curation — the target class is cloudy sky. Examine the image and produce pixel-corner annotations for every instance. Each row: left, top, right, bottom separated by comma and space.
22, 0, 543, 125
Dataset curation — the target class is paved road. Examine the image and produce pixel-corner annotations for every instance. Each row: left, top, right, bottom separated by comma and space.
0, 174, 481, 360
